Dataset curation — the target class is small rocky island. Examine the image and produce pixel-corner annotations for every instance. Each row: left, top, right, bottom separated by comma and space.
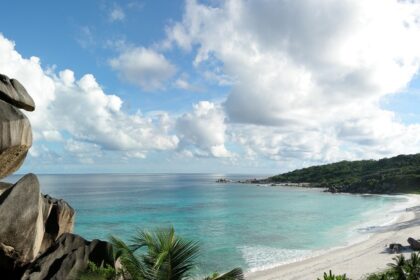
225, 154, 420, 194
0, 74, 114, 279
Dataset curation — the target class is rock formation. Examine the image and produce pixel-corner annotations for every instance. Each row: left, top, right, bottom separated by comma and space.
22, 233, 114, 280
40, 195, 75, 253
0, 100, 32, 178
0, 174, 45, 263
0, 74, 114, 279
0, 74, 35, 111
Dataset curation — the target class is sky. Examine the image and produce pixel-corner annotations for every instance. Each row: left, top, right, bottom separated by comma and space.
1, 0, 420, 174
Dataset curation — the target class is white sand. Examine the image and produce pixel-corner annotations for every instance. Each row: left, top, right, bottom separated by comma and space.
247, 194, 420, 280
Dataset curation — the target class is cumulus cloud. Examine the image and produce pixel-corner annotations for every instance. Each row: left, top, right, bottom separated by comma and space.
176, 101, 231, 157
109, 47, 176, 91
165, 0, 420, 163
0, 34, 179, 163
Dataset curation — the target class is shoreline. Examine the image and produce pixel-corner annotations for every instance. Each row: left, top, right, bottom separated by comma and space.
246, 194, 420, 280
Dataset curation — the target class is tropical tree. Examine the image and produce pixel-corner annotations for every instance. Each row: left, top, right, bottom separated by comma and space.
404, 252, 420, 280
317, 270, 348, 280
110, 226, 244, 280
203, 268, 245, 280
364, 253, 420, 280
387, 254, 407, 279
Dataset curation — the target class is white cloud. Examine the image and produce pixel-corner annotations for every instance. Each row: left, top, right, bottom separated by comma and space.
165, 0, 420, 163
109, 5, 125, 22
0, 34, 179, 163
174, 78, 191, 90
109, 47, 176, 91
76, 26, 95, 49
174, 73, 202, 92
176, 101, 231, 157
42, 130, 63, 142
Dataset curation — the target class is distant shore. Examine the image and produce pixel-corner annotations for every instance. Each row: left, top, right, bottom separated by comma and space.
246, 194, 420, 280
216, 178, 312, 188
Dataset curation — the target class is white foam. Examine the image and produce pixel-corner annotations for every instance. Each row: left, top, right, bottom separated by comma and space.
357, 194, 416, 233
242, 194, 418, 273
240, 246, 312, 272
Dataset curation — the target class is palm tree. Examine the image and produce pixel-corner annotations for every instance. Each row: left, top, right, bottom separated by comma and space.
404, 253, 420, 280
203, 268, 245, 280
111, 227, 244, 280
387, 254, 407, 280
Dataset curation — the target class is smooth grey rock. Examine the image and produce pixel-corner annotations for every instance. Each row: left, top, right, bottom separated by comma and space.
22, 233, 114, 280
0, 74, 35, 111
40, 195, 75, 253
0, 175, 77, 278
0, 99, 32, 178
0, 174, 44, 263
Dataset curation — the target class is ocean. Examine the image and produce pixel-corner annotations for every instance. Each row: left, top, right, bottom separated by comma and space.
6, 173, 407, 276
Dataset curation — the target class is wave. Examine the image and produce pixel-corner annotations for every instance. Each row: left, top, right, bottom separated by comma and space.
240, 245, 312, 272
357, 194, 418, 234
242, 194, 419, 273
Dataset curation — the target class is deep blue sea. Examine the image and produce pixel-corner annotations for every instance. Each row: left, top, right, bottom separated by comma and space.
6, 174, 407, 275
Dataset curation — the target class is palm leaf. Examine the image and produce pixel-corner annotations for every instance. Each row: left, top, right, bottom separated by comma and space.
203, 268, 245, 280
110, 235, 148, 280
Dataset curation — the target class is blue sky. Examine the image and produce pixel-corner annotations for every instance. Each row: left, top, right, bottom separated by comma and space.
1, 0, 420, 174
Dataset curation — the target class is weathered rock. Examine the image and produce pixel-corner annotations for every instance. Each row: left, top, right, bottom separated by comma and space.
0, 174, 77, 277
0, 99, 32, 179
40, 195, 75, 253
388, 243, 404, 253
0, 242, 25, 279
408, 237, 420, 250
0, 74, 35, 111
0, 174, 44, 263
0, 182, 12, 195
22, 233, 114, 280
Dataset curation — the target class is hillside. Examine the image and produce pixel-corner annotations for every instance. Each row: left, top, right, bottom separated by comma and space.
268, 153, 420, 194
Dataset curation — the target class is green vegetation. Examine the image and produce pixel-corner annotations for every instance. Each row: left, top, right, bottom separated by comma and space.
78, 262, 119, 280
78, 226, 244, 280
364, 253, 420, 280
317, 270, 348, 280
320, 253, 420, 280
269, 153, 420, 193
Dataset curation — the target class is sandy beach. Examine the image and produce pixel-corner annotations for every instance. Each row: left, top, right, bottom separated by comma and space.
247, 194, 420, 280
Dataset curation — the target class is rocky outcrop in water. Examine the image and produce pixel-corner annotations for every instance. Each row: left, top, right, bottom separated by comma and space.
0, 74, 113, 279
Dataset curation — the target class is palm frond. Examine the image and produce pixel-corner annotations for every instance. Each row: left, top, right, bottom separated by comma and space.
110, 235, 148, 280
203, 268, 245, 280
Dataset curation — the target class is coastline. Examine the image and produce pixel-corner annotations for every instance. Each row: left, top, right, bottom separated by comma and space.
247, 194, 420, 280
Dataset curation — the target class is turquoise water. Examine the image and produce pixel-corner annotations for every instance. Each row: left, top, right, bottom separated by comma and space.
7, 174, 406, 275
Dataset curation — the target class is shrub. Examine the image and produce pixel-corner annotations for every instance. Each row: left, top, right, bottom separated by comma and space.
318, 270, 348, 280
